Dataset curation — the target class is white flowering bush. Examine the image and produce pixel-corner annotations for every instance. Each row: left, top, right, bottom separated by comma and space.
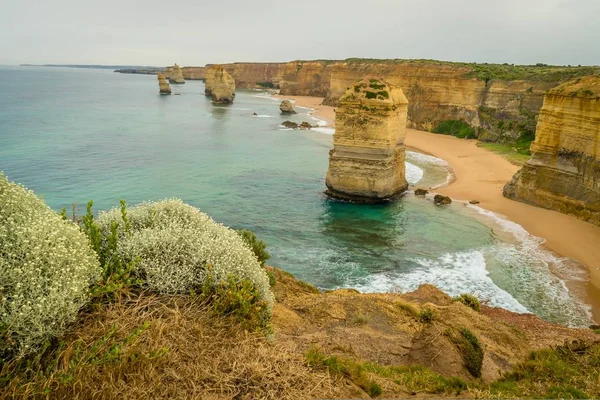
0, 173, 101, 357
96, 200, 274, 321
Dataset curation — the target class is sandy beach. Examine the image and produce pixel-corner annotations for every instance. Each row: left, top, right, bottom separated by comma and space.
283, 94, 600, 321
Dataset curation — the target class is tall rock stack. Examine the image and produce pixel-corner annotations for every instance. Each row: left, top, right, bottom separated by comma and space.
157, 73, 171, 95
325, 78, 409, 203
205, 65, 236, 104
504, 75, 600, 225
168, 63, 185, 84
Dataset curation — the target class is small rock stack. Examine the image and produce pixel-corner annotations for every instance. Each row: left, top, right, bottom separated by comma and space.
157, 73, 171, 95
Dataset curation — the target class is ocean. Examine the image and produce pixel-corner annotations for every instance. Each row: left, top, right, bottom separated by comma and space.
0, 66, 591, 326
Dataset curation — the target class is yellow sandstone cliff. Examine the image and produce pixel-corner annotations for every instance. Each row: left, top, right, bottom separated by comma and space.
325, 78, 409, 202
168, 63, 185, 84
503, 75, 600, 225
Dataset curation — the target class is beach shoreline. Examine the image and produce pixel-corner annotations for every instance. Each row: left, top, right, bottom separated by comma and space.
281, 94, 600, 323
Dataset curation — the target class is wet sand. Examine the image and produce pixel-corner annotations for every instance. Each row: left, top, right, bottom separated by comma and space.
282, 94, 600, 322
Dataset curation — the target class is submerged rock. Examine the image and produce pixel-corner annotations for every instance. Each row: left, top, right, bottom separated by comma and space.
157, 73, 171, 95
503, 75, 600, 226
434, 194, 452, 205
204, 65, 236, 104
325, 78, 409, 203
168, 63, 185, 84
414, 188, 428, 196
279, 100, 297, 114
299, 121, 313, 130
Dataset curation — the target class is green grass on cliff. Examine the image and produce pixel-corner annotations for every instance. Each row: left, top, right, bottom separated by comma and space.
433, 120, 476, 139
322, 58, 600, 83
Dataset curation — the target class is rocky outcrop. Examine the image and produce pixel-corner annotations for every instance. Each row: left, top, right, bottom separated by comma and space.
503, 76, 600, 225
279, 100, 296, 114
281, 121, 313, 130
414, 188, 428, 196
205, 65, 236, 104
168, 63, 185, 84
434, 194, 452, 205
325, 78, 409, 203
157, 73, 171, 95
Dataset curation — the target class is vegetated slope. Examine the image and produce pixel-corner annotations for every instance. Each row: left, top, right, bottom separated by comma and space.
4, 267, 599, 399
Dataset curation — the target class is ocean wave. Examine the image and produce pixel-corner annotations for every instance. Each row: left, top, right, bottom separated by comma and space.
252, 114, 274, 118
311, 127, 335, 135
405, 162, 424, 185
352, 250, 530, 314
406, 151, 449, 166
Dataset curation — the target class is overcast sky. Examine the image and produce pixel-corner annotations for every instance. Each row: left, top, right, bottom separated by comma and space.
1, 0, 598, 66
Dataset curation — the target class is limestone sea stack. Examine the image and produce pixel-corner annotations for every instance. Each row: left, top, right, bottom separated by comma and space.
279, 100, 297, 114
325, 78, 409, 203
168, 63, 185, 84
503, 75, 600, 225
205, 65, 236, 104
157, 73, 171, 95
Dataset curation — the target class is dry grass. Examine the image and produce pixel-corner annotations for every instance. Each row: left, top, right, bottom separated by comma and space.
0, 292, 348, 400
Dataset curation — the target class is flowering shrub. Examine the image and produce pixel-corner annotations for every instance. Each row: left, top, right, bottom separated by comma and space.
96, 200, 274, 315
0, 173, 101, 357
236, 230, 270, 267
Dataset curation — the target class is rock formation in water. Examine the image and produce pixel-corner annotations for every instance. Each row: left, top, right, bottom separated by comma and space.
157, 73, 171, 95
325, 78, 409, 203
503, 75, 600, 225
168, 63, 185, 84
434, 194, 452, 205
279, 100, 297, 114
204, 65, 236, 104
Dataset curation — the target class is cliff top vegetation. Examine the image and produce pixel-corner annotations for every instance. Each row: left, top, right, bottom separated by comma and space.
289, 58, 599, 83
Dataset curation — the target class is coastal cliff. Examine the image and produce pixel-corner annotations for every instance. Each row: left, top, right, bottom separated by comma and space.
214, 60, 596, 143
325, 79, 409, 202
503, 76, 600, 225
117, 59, 597, 144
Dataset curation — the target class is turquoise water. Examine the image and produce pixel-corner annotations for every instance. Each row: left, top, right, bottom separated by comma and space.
0, 66, 591, 326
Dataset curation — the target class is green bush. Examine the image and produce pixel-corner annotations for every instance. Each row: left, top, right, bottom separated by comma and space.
96, 200, 274, 322
365, 91, 378, 99
0, 173, 101, 358
449, 328, 484, 378
433, 120, 476, 139
419, 308, 435, 323
236, 229, 270, 266
453, 294, 481, 312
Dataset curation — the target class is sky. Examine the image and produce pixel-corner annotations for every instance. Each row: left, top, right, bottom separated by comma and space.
1, 0, 598, 66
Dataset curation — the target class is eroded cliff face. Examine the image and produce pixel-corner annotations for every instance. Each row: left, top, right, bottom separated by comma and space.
205, 65, 236, 104
323, 61, 556, 141
503, 76, 600, 225
215, 63, 287, 89
181, 67, 205, 80
157, 73, 171, 95
325, 78, 408, 202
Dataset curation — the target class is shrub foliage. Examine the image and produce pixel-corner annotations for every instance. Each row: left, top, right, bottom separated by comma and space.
433, 120, 476, 139
0, 173, 101, 357
236, 229, 270, 266
453, 294, 481, 312
95, 200, 274, 318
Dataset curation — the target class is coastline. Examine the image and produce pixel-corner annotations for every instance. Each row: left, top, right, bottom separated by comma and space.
281, 94, 600, 322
